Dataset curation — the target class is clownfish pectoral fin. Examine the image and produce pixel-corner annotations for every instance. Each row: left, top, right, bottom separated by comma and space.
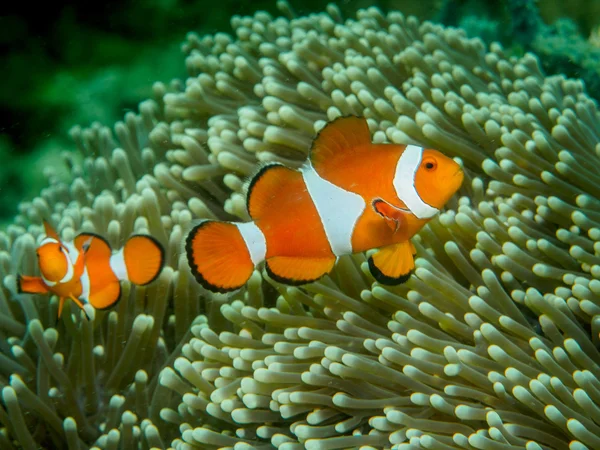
43, 220, 60, 240
246, 163, 297, 220
186, 220, 258, 292
368, 241, 415, 285
265, 255, 336, 286
309, 116, 371, 176
372, 199, 410, 233
120, 235, 164, 286
17, 275, 49, 295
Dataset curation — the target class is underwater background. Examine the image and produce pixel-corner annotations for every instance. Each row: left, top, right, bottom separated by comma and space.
3, 0, 600, 448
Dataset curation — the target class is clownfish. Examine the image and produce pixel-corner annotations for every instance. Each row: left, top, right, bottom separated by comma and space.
186, 116, 463, 292
17, 221, 165, 320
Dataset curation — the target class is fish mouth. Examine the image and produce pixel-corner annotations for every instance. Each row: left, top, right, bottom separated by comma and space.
449, 168, 465, 192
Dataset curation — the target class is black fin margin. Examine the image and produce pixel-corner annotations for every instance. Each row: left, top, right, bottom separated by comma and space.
93, 282, 123, 311
372, 198, 386, 218
264, 260, 328, 287
15, 274, 47, 295
76, 232, 111, 249
184, 220, 242, 294
127, 234, 166, 286
367, 256, 412, 285
16, 274, 23, 294
245, 163, 285, 219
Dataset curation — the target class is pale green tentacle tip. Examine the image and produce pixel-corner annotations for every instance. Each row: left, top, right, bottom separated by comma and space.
525, 442, 543, 450
27, 319, 44, 337
453, 433, 469, 447
1, 386, 17, 404
63, 417, 77, 432
569, 441, 590, 450
566, 418, 600, 449
122, 411, 137, 425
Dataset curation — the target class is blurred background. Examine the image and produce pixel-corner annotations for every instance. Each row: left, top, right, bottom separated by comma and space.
1, 0, 599, 226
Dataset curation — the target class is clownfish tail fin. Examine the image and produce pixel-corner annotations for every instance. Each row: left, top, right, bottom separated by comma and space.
111, 235, 165, 286
185, 220, 266, 293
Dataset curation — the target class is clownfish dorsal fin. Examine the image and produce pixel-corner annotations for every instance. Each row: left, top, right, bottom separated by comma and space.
309, 116, 372, 175
246, 163, 298, 220
43, 220, 60, 241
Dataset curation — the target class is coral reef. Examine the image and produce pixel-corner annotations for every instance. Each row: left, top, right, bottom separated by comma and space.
2, 1, 600, 449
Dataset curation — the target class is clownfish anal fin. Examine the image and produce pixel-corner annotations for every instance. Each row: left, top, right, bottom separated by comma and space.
17, 275, 49, 295
309, 116, 371, 175
368, 241, 415, 285
372, 198, 409, 233
247, 163, 297, 220
265, 255, 336, 286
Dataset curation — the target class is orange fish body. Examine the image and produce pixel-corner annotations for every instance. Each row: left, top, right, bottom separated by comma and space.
186, 116, 464, 292
18, 221, 165, 320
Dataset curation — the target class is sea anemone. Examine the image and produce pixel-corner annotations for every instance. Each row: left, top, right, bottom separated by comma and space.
2, 2, 600, 449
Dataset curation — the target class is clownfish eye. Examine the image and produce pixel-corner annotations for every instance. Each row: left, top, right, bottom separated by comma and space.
422, 157, 437, 171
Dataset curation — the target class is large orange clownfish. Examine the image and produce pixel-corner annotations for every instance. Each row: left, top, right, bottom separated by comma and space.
186, 116, 464, 292
17, 221, 164, 320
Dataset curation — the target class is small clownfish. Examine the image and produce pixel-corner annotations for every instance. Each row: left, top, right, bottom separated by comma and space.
186, 116, 464, 292
17, 221, 165, 320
